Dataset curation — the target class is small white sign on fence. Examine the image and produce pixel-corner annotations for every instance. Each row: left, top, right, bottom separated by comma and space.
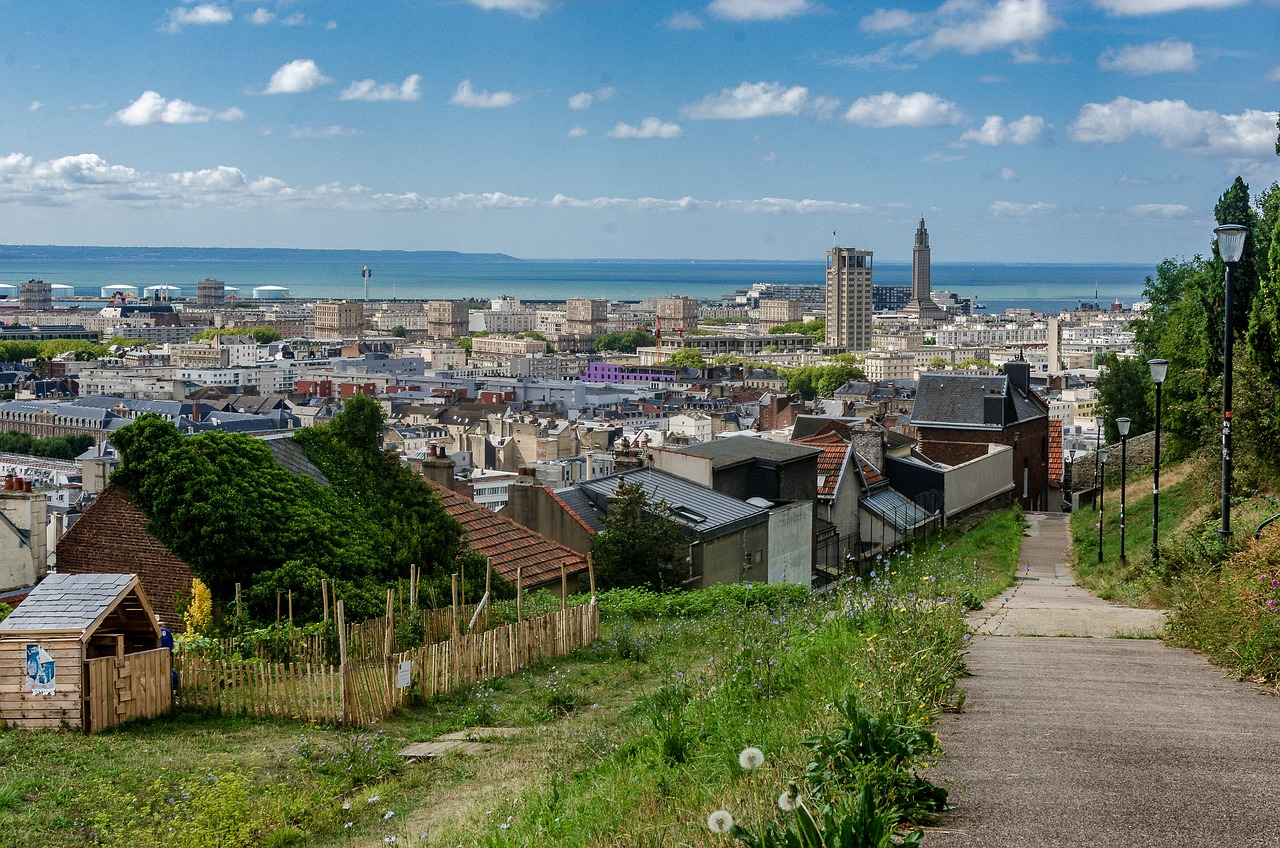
396, 660, 412, 689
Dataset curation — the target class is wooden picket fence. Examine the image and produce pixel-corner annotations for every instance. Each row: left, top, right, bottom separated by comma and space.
85, 647, 173, 732
174, 601, 599, 726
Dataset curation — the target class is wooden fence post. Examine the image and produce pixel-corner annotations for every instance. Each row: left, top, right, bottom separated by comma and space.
587, 553, 596, 599
560, 563, 567, 611
484, 557, 492, 632
321, 579, 329, 625
451, 573, 460, 640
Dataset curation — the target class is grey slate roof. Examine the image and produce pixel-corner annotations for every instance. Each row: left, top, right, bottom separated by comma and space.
911, 374, 1047, 429
550, 485, 606, 533
676, 437, 821, 469
571, 467, 766, 540
260, 435, 330, 485
0, 573, 134, 633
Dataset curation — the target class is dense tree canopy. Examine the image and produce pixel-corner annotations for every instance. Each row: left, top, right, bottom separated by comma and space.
595, 329, 656, 353
592, 481, 688, 591
1122, 174, 1280, 484
782, 361, 866, 400
768, 317, 825, 342
191, 326, 283, 344
0, 432, 94, 460
111, 396, 465, 623
664, 348, 706, 369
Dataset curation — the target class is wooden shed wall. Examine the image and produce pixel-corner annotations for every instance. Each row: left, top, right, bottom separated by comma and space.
0, 635, 84, 730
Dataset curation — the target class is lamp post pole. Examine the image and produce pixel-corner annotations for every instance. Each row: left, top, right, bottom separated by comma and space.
1148, 359, 1167, 567
1116, 418, 1130, 564
1096, 446, 1109, 565
1094, 415, 1104, 513
1214, 224, 1247, 540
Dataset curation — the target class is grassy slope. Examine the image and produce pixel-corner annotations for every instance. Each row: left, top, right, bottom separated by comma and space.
1067, 454, 1280, 686
0, 509, 1024, 848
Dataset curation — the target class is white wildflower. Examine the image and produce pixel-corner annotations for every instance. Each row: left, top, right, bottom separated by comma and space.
738, 746, 765, 770
707, 809, 735, 834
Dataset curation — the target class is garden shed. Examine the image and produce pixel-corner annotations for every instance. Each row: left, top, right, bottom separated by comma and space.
0, 573, 172, 731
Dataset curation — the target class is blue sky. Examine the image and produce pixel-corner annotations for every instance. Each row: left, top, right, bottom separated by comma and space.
1, 0, 1277, 262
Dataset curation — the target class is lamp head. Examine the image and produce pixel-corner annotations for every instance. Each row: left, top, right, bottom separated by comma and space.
1214, 224, 1247, 264
1116, 417, 1131, 437
1098, 446, 1110, 464
1147, 358, 1168, 385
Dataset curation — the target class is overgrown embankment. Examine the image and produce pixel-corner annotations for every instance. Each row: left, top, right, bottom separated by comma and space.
1070, 454, 1280, 685
0, 509, 1024, 848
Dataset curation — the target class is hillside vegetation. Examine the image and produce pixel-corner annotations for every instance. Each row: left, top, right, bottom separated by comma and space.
0, 509, 1024, 848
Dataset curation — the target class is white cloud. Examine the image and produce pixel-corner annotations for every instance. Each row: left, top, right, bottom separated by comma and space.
915, 0, 1060, 56
1092, 0, 1245, 15
466, 0, 549, 18
707, 0, 812, 21
264, 60, 331, 94
111, 91, 245, 126
28, 101, 42, 112
281, 12, 306, 26
0, 149, 882, 217
248, 7, 274, 24
665, 11, 705, 29
1130, 203, 1191, 217
568, 126, 588, 137
449, 80, 520, 109
1099, 38, 1196, 74
568, 87, 616, 110
606, 117, 683, 139
325, 20, 337, 30
830, 47, 918, 71
990, 200, 1057, 216
1069, 97, 1277, 159
290, 125, 358, 138
682, 81, 838, 120
843, 91, 963, 127
1000, 167, 1019, 180
1267, 66, 1280, 83
959, 114, 1047, 145
340, 75, 423, 102
163, 3, 232, 33
861, 8, 923, 32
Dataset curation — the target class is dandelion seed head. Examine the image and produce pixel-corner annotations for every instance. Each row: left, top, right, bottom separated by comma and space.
707, 810, 735, 834
738, 747, 765, 770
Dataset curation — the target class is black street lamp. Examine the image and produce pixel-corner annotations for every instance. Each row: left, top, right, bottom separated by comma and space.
1149, 359, 1168, 566
1094, 415, 1105, 512
1116, 417, 1131, 564
1214, 223, 1247, 539
1096, 446, 1110, 564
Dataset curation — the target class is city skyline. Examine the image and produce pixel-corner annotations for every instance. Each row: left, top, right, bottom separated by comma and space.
1, 0, 1277, 264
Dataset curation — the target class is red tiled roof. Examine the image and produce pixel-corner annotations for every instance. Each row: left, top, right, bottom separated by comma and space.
427, 481, 588, 589
1048, 419, 1064, 487
857, 454, 887, 489
793, 429, 851, 499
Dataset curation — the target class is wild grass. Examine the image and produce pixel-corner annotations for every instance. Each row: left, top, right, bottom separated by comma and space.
0, 508, 1025, 848
1067, 453, 1280, 687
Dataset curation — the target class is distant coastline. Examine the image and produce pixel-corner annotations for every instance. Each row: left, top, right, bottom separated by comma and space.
0, 244, 1154, 314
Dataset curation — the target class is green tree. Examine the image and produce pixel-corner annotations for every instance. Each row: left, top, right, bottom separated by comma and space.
38, 339, 107, 360
664, 348, 706, 369
769, 317, 825, 342
328, 392, 385, 453
247, 326, 283, 344
592, 480, 688, 591
594, 329, 655, 353
1095, 353, 1154, 443
391, 325, 407, 338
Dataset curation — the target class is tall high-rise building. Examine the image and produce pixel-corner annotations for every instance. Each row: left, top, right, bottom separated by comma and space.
657, 296, 699, 335
20, 279, 51, 312
825, 247, 873, 352
904, 218, 947, 320
314, 300, 365, 338
196, 278, 226, 308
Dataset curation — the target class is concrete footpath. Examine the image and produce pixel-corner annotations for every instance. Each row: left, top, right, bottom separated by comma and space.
926, 512, 1280, 847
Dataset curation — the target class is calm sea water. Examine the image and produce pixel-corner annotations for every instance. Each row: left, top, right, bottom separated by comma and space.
0, 247, 1155, 314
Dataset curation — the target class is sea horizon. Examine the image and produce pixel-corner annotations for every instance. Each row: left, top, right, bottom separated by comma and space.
0, 244, 1157, 315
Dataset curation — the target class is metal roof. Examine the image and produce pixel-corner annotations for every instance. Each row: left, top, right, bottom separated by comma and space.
574, 467, 767, 540
0, 573, 136, 634
676, 437, 821, 469
862, 489, 932, 533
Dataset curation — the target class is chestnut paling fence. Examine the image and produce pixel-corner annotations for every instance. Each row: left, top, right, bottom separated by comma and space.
174, 600, 599, 726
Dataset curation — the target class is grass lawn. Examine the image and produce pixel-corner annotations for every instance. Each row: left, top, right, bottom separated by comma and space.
0, 508, 1024, 848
